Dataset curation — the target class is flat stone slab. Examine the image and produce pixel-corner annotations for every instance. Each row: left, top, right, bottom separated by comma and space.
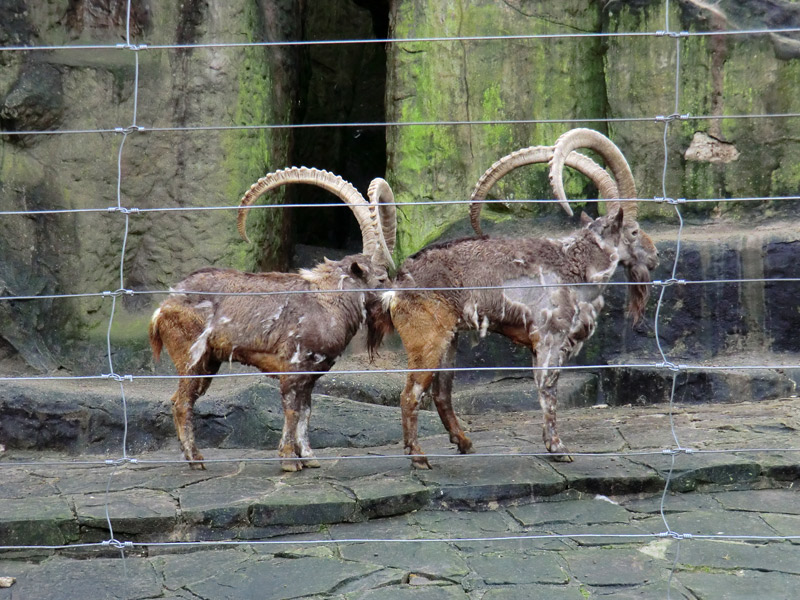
2, 397, 800, 598
2, 500, 799, 599
2, 397, 800, 547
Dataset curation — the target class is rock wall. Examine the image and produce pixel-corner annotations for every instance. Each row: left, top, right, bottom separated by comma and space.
0, 0, 300, 373
386, 0, 800, 258
1, 0, 799, 382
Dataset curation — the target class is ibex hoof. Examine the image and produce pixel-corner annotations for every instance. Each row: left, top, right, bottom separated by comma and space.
301, 457, 321, 468
545, 440, 573, 462
187, 452, 206, 470
281, 459, 304, 472
550, 453, 574, 463
457, 438, 474, 455
410, 455, 432, 470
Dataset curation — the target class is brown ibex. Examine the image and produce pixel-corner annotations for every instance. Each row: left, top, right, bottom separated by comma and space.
149, 168, 396, 471
385, 129, 659, 468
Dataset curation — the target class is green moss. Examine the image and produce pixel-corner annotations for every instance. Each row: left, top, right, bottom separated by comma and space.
220, 0, 287, 272
107, 309, 152, 348
481, 84, 512, 153
389, 1, 607, 258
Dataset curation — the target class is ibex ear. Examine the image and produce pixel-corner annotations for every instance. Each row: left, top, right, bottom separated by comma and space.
350, 260, 367, 280
580, 211, 593, 227
615, 207, 625, 228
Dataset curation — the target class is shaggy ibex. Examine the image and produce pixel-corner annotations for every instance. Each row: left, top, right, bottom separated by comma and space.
386, 129, 659, 468
149, 168, 396, 471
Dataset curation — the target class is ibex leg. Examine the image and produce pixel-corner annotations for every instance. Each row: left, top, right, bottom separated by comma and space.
295, 375, 322, 469
277, 374, 312, 472
393, 297, 458, 469
534, 351, 572, 462
171, 370, 218, 470
431, 334, 473, 455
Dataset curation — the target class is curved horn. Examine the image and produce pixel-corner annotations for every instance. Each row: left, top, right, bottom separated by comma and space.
237, 167, 392, 267
549, 128, 637, 221
469, 146, 620, 235
367, 178, 397, 269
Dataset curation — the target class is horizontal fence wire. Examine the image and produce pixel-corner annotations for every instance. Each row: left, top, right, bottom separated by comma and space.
3, 112, 800, 137
2, 277, 800, 304
1, 2, 799, 598
1, 24, 799, 53
0, 193, 797, 218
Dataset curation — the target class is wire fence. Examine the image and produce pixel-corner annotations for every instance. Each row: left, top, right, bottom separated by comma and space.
1, 0, 799, 597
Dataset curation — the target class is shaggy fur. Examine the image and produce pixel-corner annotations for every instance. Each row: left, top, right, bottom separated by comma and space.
384, 208, 658, 468
149, 255, 388, 472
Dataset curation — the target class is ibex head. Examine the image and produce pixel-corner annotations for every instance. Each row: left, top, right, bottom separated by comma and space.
470, 128, 659, 325
550, 128, 658, 325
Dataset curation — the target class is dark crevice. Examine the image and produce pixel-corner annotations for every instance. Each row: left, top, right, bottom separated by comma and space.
290, 0, 390, 256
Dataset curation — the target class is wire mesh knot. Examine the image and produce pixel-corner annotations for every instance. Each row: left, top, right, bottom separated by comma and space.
653, 279, 685, 289
655, 30, 688, 38
102, 289, 135, 298
657, 360, 683, 372
106, 206, 141, 215
653, 197, 686, 205
115, 43, 148, 51
662, 447, 695, 456
654, 113, 691, 122
102, 539, 133, 549
115, 125, 144, 135
102, 372, 133, 382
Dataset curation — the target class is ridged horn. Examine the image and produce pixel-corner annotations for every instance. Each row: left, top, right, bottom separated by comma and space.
237, 167, 392, 268
367, 177, 397, 270
469, 146, 620, 235
549, 128, 638, 221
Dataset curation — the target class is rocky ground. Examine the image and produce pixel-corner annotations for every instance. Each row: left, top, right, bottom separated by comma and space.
1, 356, 799, 599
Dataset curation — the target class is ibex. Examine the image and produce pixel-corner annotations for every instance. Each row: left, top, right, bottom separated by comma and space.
384, 129, 659, 468
149, 168, 396, 472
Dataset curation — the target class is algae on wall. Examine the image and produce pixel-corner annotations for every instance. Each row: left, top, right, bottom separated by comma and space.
386, 0, 800, 259
386, 0, 606, 260
604, 0, 800, 220
0, 0, 299, 373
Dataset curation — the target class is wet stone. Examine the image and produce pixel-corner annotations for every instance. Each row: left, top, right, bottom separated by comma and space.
0, 497, 76, 546
761, 513, 800, 544
677, 539, 800, 575
351, 479, 432, 519
466, 552, 568, 585
351, 586, 470, 599
178, 476, 277, 527
415, 455, 565, 508
637, 509, 780, 538
249, 483, 358, 526
481, 585, 586, 600
72, 489, 177, 535
714, 488, 800, 515
0, 556, 161, 599
551, 455, 663, 495
676, 570, 800, 600
563, 547, 661, 587
509, 497, 633, 527
184, 555, 379, 600
632, 453, 762, 492
338, 541, 470, 581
